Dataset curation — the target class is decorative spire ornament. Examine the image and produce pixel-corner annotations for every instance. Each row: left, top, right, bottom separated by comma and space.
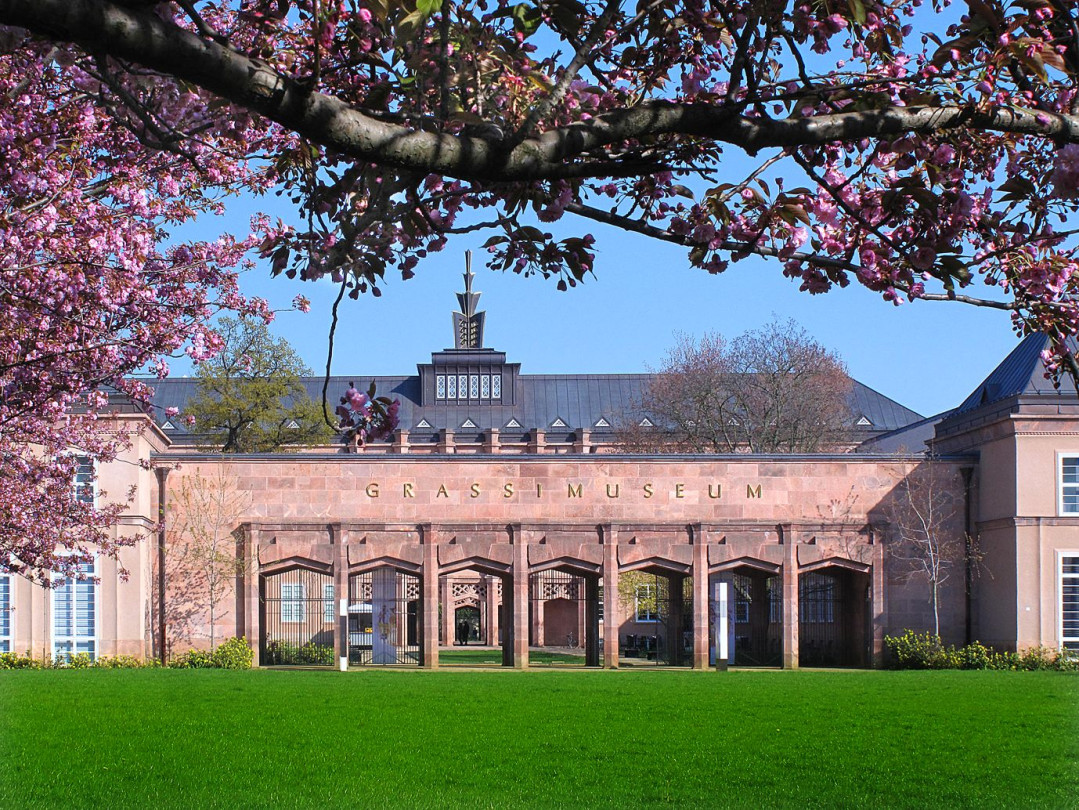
452, 250, 486, 349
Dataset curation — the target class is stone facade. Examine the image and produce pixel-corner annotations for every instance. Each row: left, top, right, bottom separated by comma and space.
3, 325, 1077, 668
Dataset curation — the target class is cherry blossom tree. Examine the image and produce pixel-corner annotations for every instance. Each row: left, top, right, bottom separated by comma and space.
1, 0, 1079, 578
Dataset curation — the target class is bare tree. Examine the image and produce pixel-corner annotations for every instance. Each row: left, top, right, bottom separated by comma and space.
169, 466, 251, 650
886, 459, 972, 637
621, 320, 853, 453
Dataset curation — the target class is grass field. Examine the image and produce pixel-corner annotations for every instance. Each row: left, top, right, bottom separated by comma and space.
438, 649, 587, 666
1, 669, 1076, 808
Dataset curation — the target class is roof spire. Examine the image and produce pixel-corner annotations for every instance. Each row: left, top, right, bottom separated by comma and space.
452, 250, 486, 349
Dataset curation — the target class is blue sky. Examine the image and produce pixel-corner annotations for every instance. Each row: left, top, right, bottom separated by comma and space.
175, 191, 1019, 419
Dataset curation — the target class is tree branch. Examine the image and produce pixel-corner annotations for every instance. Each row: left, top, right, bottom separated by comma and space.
4, 0, 1079, 184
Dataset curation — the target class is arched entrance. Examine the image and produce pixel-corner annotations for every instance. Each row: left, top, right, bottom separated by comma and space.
527, 568, 600, 666
618, 567, 692, 667
454, 605, 481, 644
260, 566, 335, 666
798, 565, 871, 667
438, 564, 508, 667
347, 566, 421, 666
710, 562, 782, 667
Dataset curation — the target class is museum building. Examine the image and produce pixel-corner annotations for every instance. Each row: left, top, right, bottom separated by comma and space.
2, 274, 1078, 669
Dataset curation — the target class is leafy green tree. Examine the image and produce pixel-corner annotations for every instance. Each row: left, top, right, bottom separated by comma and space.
185, 317, 333, 452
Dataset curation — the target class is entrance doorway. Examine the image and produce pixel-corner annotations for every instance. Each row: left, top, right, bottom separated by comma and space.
799, 568, 870, 667
528, 570, 600, 667
454, 605, 480, 644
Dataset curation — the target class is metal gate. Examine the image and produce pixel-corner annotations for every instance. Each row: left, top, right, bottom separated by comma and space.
731, 573, 782, 666
348, 568, 421, 666
625, 573, 692, 667
261, 568, 336, 666
528, 570, 599, 666
799, 570, 859, 666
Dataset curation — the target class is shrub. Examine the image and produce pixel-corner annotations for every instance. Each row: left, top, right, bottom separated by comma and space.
263, 639, 333, 666
94, 655, 159, 669
883, 630, 955, 669
212, 637, 253, 670
956, 641, 992, 670
0, 651, 42, 669
170, 648, 215, 669
170, 638, 253, 669
885, 631, 1079, 671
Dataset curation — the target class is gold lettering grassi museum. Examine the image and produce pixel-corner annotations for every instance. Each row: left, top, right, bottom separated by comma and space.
364, 481, 761, 500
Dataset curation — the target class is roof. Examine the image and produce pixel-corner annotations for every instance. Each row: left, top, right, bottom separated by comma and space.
951, 332, 1079, 417
855, 410, 953, 455
143, 370, 922, 445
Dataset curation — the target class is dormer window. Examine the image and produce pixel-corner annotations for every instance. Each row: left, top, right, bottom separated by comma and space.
434, 371, 504, 401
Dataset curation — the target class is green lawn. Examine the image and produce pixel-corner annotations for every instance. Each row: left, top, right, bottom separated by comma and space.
1, 669, 1076, 808
438, 649, 587, 666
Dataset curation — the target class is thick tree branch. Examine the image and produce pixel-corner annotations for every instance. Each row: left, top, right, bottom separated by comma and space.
4, 0, 1079, 185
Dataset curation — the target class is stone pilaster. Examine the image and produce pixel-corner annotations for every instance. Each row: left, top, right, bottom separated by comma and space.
511, 527, 530, 668
421, 526, 440, 668
244, 524, 260, 667
437, 429, 455, 454
781, 523, 799, 669
870, 528, 886, 667
529, 429, 546, 454
602, 525, 619, 668
691, 525, 709, 669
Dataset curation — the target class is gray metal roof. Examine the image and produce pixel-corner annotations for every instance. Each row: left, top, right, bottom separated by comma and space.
854, 411, 952, 455
952, 332, 1079, 416
144, 370, 922, 445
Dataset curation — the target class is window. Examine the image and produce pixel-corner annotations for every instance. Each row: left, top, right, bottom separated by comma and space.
323, 583, 335, 625
469, 375, 479, 398
458, 375, 467, 399
436, 375, 446, 399
281, 582, 306, 624
73, 456, 94, 505
799, 573, 836, 624
481, 375, 490, 398
447, 374, 457, 399
491, 374, 502, 399
1061, 456, 1079, 514
1062, 555, 1079, 651
635, 584, 657, 622
53, 559, 95, 661
0, 575, 10, 653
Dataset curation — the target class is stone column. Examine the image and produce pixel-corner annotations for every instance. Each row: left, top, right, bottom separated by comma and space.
781, 524, 799, 669
421, 529, 439, 668
870, 533, 886, 667
691, 528, 709, 669
334, 525, 348, 671
511, 528, 529, 668
244, 524, 261, 667
602, 525, 619, 668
